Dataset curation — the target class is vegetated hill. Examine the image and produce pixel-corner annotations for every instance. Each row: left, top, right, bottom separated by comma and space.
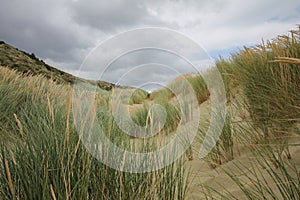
0, 41, 114, 90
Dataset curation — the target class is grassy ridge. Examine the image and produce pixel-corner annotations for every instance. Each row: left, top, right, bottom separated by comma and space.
0, 41, 116, 90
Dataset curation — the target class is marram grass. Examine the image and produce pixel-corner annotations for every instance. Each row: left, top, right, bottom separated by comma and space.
203, 26, 300, 199
0, 66, 189, 200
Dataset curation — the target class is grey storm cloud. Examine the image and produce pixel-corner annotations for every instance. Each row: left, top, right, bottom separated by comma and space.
75, 28, 211, 90
0, 0, 94, 64
100, 50, 194, 86
0, 0, 300, 90
67, 0, 162, 31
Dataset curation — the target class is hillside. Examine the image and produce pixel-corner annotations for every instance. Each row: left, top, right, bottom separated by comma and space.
0, 41, 114, 90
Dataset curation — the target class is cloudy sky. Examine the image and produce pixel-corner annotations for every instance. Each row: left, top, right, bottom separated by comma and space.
1, 0, 300, 90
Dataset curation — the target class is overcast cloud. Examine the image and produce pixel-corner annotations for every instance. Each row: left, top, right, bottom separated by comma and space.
0, 0, 300, 90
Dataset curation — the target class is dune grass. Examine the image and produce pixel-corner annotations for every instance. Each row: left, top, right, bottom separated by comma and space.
201, 26, 300, 199
198, 111, 233, 168
127, 88, 149, 105
0, 66, 189, 200
150, 73, 209, 105
1, 26, 300, 200
220, 28, 300, 133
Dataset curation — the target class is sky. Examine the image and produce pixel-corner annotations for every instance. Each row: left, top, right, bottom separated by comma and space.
1, 0, 300, 91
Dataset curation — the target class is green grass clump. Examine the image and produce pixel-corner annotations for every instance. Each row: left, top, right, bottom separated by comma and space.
131, 103, 151, 128
131, 100, 181, 136
185, 73, 209, 104
128, 88, 149, 105
150, 87, 175, 102
199, 112, 233, 168
160, 101, 181, 133
152, 73, 209, 106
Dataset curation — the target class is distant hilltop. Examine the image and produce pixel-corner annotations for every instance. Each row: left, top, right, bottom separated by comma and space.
0, 41, 115, 91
